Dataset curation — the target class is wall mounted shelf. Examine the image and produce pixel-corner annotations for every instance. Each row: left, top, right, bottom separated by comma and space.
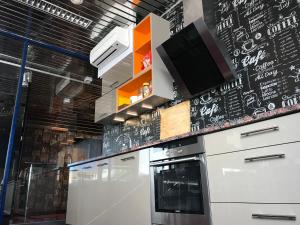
115, 13, 174, 121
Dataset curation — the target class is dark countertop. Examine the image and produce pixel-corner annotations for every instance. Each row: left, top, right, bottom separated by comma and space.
68, 105, 300, 167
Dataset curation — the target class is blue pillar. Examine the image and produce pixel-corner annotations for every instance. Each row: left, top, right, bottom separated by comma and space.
0, 40, 29, 225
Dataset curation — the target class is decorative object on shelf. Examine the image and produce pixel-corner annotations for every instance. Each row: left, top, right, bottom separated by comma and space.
141, 50, 152, 70
142, 82, 151, 97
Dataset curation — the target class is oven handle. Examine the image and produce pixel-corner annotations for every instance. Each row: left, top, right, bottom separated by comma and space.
150, 156, 200, 167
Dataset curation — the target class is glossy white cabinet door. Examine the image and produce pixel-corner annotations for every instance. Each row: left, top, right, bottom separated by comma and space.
207, 142, 300, 203
204, 113, 300, 155
211, 203, 299, 225
105, 150, 151, 225
81, 150, 151, 225
66, 166, 82, 225
80, 160, 111, 225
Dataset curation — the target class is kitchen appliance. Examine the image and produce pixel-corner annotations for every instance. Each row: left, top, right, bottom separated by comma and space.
149, 136, 211, 225
157, 17, 236, 99
90, 26, 132, 74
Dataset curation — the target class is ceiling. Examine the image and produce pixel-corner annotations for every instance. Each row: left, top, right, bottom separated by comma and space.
0, 0, 178, 135
0, 0, 176, 55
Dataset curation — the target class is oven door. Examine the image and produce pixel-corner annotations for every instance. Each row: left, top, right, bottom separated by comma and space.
150, 154, 211, 225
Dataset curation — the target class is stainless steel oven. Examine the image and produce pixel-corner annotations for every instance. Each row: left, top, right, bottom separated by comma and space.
150, 136, 211, 225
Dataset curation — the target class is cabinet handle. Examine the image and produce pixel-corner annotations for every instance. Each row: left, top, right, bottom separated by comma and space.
110, 81, 119, 88
97, 163, 108, 167
82, 166, 92, 169
241, 126, 279, 137
121, 156, 135, 162
252, 214, 296, 221
245, 154, 285, 163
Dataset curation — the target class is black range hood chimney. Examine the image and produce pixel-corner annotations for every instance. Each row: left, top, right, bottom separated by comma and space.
157, 1, 236, 98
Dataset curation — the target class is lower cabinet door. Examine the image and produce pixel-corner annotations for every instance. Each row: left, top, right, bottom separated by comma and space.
80, 160, 109, 225
107, 150, 151, 225
66, 166, 81, 225
211, 203, 299, 225
207, 142, 300, 204
86, 149, 151, 225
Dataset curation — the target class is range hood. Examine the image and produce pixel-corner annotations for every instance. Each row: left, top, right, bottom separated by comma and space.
157, 17, 236, 98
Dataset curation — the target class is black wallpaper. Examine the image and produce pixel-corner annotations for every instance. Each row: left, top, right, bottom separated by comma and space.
103, 0, 300, 155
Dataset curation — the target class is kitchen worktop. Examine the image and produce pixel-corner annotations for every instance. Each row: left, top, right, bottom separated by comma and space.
68, 105, 300, 167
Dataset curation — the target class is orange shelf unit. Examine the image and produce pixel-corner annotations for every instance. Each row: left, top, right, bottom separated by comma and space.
117, 68, 152, 111
133, 15, 152, 76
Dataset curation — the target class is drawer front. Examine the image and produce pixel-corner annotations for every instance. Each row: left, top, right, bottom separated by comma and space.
211, 203, 299, 225
207, 142, 300, 204
204, 113, 300, 155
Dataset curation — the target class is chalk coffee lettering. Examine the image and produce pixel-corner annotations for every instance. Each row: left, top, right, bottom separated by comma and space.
267, 12, 298, 38
255, 60, 274, 72
232, 0, 248, 7
244, 95, 256, 106
255, 69, 278, 81
219, 77, 243, 93
140, 127, 150, 136
282, 95, 299, 107
260, 80, 278, 90
200, 103, 219, 117
218, 2, 230, 13
274, 0, 290, 10
241, 50, 266, 67
217, 15, 233, 33
245, 3, 264, 17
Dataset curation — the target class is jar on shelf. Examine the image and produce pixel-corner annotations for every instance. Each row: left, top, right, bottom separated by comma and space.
142, 82, 151, 98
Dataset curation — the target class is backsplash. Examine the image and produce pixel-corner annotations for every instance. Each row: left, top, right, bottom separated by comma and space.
102, 0, 300, 155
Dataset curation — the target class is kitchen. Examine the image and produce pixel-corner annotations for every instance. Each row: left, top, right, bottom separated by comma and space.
67, 0, 300, 225
0, 0, 299, 224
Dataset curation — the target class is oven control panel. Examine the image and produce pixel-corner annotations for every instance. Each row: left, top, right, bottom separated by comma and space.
150, 136, 205, 162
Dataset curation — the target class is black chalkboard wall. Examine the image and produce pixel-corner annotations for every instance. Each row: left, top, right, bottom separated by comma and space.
103, 0, 300, 155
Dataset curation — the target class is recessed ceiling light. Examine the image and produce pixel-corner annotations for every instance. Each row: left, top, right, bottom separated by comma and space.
141, 104, 153, 109
126, 111, 138, 116
70, 0, 83, 5
13, 0, 92, 29
113, 117, 125, 122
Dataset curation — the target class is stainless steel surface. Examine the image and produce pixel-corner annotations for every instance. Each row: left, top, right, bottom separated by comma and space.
183, 0, 203, 27
150, 136, 205, 162
149, 137, 211, 225
252, 214, 296, 221
97, 162, 109, 167
245, 154, 285, 163
150, 156, 200, 166
241, 126, 280, 137
121, 156, 136, 161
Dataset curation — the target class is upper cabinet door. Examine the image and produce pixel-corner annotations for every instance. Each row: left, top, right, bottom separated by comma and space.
204, 113, 300, 155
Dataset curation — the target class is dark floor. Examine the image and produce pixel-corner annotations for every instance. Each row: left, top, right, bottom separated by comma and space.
10, 220, 65, 225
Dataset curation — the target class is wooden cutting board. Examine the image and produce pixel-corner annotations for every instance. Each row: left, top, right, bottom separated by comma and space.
160, 101, 191, 140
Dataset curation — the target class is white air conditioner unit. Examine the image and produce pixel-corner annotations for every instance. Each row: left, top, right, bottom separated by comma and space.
90, 26, 131, 71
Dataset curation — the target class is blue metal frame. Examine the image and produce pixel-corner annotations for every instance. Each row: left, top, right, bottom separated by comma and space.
0, 21, 91, 223
0, 28, 89, 62
0, 40, 29, 225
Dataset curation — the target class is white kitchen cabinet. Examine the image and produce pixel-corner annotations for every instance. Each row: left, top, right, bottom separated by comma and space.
102, 150, 151, 225
66, 149, 151, 225
211, 203, 299, 225
66, 165, 82, 225
204, 113, 300, 156
207, 142, 300, 204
